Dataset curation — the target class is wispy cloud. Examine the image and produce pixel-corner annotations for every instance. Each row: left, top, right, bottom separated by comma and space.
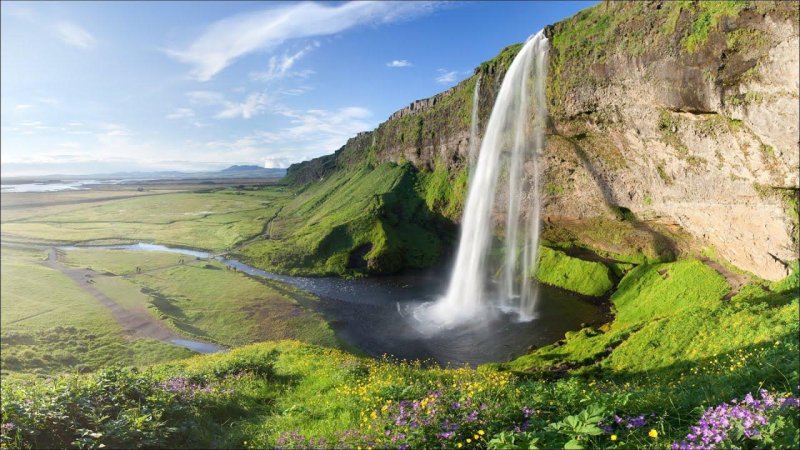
185, 90, 270, 120
166, 108, 195, 120
435, 69, 458, 84
386, 59, 412, 68
166, 1, 436, 81
15, 104, 33, 110
54, 21, 96, 49
203, 106, 373, 167
250, 42, 319, 82
215, 93, 270, 119
186, 90, 226, 105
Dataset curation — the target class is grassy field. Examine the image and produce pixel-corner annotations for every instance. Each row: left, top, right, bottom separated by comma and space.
1, 188, 291, 251
1, 244, 337, 377
128, 259, 338, 348
0, 247, 192, 376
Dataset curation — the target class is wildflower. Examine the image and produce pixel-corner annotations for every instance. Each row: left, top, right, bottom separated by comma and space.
649, 429, 658, 438
478, 430, 485, 435
610, 435, 617, 441
457, 444, 463, 448
474, 434, 480, 440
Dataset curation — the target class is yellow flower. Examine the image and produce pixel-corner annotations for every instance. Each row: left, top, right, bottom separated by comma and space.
649, 429, 658, 439
467, 438, 472, 443
610, 434, 617, 441
457, 444, 463, 448
474, 434, 480, 440
478, 430, 485, 436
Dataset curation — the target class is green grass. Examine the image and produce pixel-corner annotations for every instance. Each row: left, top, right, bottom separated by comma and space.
131, 261, 337, 348
241, 163, 449, 276
502, 258, 798, 383
1, 247, 338, 377
0, 248, 191, 375
1, 190, 289, 251
535, 246, 614, 297
63, 249, 184, 275
2, 262, 797, 449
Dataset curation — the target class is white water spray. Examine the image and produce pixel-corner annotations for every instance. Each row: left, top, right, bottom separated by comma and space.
425, 30, 549, 326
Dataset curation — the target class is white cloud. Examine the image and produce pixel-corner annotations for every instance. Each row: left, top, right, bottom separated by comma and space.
386, 59, 412, 68
185, 90, 270, 120
166, 1, 436, 81
204, 105, 373, 166
166, 108, 195, 119
101, 123, 130, 137
54, 21, 96, 49
186, 90, 226, 105
250, 41, 319, 82
436, 69, 458, 84
263, 157, 292, 169
215, 92, 270, 119
15, 104, 33, 110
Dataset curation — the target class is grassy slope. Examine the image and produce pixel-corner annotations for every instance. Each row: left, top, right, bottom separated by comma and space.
536, 246, 614, 297
240, 163, 452, 276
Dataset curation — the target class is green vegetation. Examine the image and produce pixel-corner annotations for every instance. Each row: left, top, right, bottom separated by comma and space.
0, 248, 191, 375
63, 249, 184, 275
1, 190, 288, 251
3, 264, 798, 448
133, 262, 336, 348
241, 163, 451, 276
1, 247, 337, 376
683, 1, 746, 53
536, 246, 614, 297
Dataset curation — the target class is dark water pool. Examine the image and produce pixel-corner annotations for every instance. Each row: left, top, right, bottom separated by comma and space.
62, 244, 605, 366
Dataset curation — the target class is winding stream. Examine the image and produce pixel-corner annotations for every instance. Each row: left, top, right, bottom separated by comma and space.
60, 243, 604, 366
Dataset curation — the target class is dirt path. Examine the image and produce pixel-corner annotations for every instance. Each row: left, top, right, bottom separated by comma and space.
226, 205, 285, 255
700, 257, 750, 300
42, 247, 224, 352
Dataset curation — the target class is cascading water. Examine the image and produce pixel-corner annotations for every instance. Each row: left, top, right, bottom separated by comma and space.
468, 74, 482, 169
423, 30, 549, 327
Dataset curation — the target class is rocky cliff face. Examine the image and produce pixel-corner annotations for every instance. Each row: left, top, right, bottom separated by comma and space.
287, 1, 799, 280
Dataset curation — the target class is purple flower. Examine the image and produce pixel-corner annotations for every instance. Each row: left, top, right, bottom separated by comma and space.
673, 389, 799, 450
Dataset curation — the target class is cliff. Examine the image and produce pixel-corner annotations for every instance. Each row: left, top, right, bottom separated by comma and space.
285, 1, 799, 280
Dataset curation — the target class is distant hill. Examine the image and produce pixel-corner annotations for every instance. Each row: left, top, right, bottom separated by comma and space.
220, 164, 267, 173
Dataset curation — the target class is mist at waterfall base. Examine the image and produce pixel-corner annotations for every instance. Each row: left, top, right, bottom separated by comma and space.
414, 30, 550, 332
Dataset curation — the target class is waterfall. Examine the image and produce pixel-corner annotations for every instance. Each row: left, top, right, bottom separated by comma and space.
468, 75, 482, 169
426, 30, 549, 327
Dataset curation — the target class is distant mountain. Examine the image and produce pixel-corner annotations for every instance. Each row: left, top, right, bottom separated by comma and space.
220, 164, 268, 173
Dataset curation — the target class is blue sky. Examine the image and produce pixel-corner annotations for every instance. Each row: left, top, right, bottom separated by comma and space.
1, 1, 593, 176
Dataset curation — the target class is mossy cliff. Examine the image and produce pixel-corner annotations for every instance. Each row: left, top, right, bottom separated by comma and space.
279, 0, 798, 280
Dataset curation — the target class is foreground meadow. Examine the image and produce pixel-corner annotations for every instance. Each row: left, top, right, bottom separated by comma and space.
2, 255, 797, 449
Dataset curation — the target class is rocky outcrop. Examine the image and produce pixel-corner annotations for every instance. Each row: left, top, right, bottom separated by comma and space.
287, 1, 799, 280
